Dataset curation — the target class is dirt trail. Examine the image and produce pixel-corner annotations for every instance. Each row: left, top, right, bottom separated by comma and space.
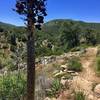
72, 47, 100, 95
81, 47, 100, 82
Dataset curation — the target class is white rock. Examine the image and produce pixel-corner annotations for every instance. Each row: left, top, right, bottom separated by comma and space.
75, 72, 79, 75
94, 84, 100, 98
60, 79, 67, 85
67, 70, 75, 73
54, 71, 66, 77
60, 65, 67, 69
71, 72, 79, 76
44, 97, 51, 100
94, 84, 100, 95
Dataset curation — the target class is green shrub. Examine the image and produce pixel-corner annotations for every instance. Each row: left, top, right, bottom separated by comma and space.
96, 57, 100, 76
0, 56, 16, 71
7, 61, 17, 71
52, 47, 64, 56
0, 72, 26, 100
68, 57, 82, 72
97, 46, 100, 57
63, 73, 73, 80
46, 79, 62, 97
96, 57, 100, 71
75, 91, 85, 100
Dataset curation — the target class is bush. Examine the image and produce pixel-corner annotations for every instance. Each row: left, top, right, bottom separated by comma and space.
75, 91, 85, 100
96, 57, 100, 76
68, 57, 82, 72
0, 56, 16, 71
0, 72, 26, 100
96, 57, 100, 71
46, 79, 63, 97
7, 60, 17, 71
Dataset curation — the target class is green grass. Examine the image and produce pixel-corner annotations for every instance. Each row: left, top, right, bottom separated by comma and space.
68, 57, 82, 72
96, 56, 100, 76
0, 71, 26, 100
96, 57, 100, 71
46, 79, 63, 97
75, 91, 85, 100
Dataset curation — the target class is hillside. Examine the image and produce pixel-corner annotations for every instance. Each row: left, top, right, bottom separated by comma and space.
0, 19, 100, 99
36, 46, 100, 100
1, 19, 100, 36
43, 19, 100, 32
0, 19, 100, 57
0, 19, 100, 37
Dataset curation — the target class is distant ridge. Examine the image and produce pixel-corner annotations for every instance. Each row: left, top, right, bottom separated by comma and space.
1, 19, 100, 33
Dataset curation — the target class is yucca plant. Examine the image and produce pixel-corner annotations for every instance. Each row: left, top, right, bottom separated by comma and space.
46, 79, 62, 97
75, 91, 85, 100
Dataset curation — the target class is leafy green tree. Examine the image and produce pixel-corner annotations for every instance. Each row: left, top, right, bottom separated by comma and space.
0, 27, 4, 32
95, 32, 100, 44
15, 0, 47, 100
83, 29, 97, 45
60, 22, 81, 50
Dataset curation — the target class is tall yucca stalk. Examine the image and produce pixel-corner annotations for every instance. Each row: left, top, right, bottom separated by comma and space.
14, 0, 47, 99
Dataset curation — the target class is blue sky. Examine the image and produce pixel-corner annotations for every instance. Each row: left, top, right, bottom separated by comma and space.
0, 0, 100, 26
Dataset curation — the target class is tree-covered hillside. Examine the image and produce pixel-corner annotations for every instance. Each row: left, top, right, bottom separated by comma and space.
0, 19, 100, 57
36, 19, 100, 56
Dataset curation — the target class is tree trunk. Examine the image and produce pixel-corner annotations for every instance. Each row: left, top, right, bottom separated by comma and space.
27, 34, 35, 100
27, 0, 35, 99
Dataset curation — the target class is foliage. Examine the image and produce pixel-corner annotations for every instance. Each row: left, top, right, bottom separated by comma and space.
68, 57, 82, 72
83, 29, 97, 45
10, 34, 17, 46
60, 22, 81, 49
46, 79, 63, 97
75, 91, 85, 100
15, 0, 47, 30
0, 72, 26, 100
63, 73, 73, 80
0, 53, 16, 71
96, 56, 100, 75
0, 19, 100, 57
